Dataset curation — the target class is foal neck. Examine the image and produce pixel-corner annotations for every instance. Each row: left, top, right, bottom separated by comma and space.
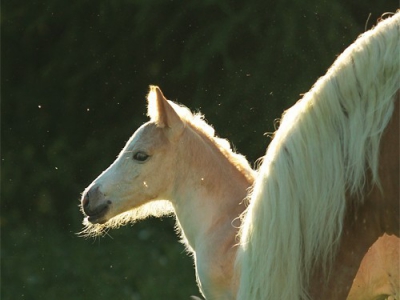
172, 125, 255, 252
170, 125, 255, 298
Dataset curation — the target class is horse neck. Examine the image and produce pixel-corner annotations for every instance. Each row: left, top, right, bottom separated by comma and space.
171, 126, 254, 251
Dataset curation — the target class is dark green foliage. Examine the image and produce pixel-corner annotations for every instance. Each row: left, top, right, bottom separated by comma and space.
2, 1, 397, 299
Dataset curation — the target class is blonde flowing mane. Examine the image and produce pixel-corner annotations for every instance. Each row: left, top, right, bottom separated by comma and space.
237, 13, 399, 299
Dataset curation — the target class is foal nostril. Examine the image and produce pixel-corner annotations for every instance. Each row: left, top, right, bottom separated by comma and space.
82, 193, 89, 208
81, 185, 110, 219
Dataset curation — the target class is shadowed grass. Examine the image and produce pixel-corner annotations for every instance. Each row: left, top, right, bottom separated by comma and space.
2, 217, 199, 300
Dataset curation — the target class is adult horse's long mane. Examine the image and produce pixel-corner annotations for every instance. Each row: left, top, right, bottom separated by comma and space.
237, 12, 399, 299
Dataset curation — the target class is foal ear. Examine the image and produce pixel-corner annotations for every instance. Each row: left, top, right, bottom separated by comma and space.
147, 86, 184, 138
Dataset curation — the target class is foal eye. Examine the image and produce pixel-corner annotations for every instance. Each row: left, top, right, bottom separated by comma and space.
132, 151, 150, 162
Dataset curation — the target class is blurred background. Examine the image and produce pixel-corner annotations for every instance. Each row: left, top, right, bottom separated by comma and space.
2, 1, 398, 299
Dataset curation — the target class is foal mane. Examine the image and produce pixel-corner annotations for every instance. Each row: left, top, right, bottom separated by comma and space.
237, 12, 399, 299
167, 101, 255, 183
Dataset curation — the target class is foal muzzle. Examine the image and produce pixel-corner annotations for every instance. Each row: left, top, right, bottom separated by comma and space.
81, 185, 111, 224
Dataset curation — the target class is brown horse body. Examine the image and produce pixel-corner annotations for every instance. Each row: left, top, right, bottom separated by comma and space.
310, 94, 399, 299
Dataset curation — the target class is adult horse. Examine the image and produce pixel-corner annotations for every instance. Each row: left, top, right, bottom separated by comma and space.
236, 12, 399, 299
80, 12, 399, 299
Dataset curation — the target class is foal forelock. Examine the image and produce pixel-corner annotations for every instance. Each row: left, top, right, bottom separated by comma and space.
237, 13, 399, 300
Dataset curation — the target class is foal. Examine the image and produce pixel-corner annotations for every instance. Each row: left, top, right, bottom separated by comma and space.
81, 86, 255, 299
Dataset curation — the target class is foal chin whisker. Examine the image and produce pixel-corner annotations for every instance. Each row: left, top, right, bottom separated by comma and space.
77, 220, 111, 239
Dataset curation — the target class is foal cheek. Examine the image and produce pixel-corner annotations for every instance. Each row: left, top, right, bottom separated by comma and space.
136, 174, 168, 202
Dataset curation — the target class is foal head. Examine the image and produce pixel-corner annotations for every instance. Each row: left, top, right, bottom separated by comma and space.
80, 86, 254, 237
80, 86, 188, 234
